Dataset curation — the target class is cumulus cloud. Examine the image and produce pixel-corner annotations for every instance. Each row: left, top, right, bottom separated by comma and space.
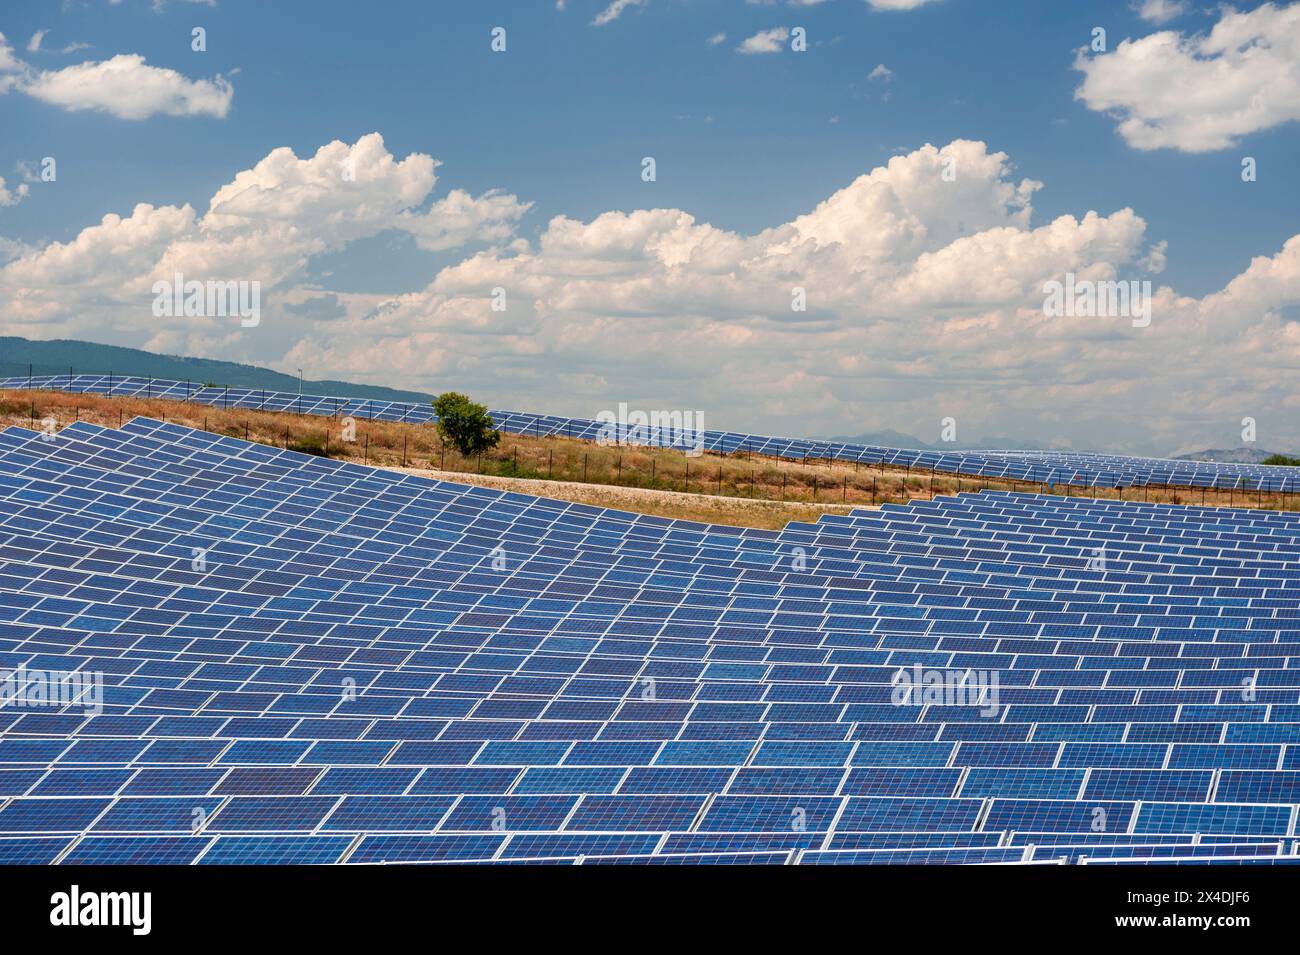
868, 63, 893, 81
0, 133, 528, 346
4, 135, 1299, 453
0, 33, 231, 119
26, 30, 47, 54
397, 189, 532, 252
737, 27, 789, 54
23, 54, 232, 119
1075, 2, 1300, 152
294, 141, 1298, 453
1131, 0, 1189, 24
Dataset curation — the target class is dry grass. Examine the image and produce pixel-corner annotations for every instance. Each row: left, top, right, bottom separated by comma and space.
388, 467, 865, 530
7, 387, 1297, 529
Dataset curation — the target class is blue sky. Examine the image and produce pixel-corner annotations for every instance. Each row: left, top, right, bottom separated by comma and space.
2, 0, 1299, 454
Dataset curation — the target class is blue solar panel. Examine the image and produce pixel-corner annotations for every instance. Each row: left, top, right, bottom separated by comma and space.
0, 415, 1295, 864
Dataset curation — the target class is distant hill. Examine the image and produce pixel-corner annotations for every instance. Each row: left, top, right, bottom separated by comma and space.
1172, 447, 1290, 465
0, 337, 435, 404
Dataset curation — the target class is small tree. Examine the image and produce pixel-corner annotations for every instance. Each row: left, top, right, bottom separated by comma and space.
433, 392, 500, 456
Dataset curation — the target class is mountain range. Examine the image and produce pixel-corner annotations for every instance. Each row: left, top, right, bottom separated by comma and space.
0, 337, 434, 404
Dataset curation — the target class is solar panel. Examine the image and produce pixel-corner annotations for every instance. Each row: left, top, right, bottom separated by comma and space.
0, 416, 1295, 864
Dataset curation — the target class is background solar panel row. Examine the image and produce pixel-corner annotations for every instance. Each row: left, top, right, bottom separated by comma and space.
4, 374, 1298, 492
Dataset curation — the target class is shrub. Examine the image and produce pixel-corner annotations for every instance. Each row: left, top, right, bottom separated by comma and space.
432, 392, 500, 456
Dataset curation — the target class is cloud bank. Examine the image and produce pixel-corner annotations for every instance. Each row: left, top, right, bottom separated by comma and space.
3, 132, 1297, 454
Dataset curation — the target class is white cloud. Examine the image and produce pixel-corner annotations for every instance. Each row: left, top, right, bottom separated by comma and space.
5, 136, 1300, 453
26, 30, 48, 54
592, 0, 647, 27
737, 27, 789, 54
150, 0, 217, 11
1075, 2, 1300, 152
0, 34, 23, 79
868, 63, 893, 81
707, 32, 727, 46
1131, 0, 1189, 24
23, 54, 232, 120
300, 141, 1297, 452
0, 177, 29, 209
866, 0, 942, 9
397, 189, 532, 253
0, 132, 529, 341
5, 202, 195, 296
1139, 239, 1168, 274
0, 34, 232, 120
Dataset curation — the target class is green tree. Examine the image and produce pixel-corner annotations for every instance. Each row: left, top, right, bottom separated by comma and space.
1262, 454, 1300, 467
433, 392, 501, 456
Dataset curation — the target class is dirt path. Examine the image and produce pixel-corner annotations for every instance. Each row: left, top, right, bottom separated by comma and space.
384, 466, 874, 529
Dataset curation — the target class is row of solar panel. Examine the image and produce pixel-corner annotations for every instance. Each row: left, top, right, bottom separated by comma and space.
7, 423, 1300, 649
40, 418, 1300, 589
4, 764, 1300, 802
6, 374, 1300, 491
0, 793, 1295, 837
2, 832, 1294, 865
25, 420, 1300, 597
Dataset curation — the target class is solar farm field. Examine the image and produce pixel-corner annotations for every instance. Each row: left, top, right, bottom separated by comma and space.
0, 416, 1297, 866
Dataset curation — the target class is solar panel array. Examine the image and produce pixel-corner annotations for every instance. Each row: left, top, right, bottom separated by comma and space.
0, 416, 1297, 865
5, 373, 1298, 492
